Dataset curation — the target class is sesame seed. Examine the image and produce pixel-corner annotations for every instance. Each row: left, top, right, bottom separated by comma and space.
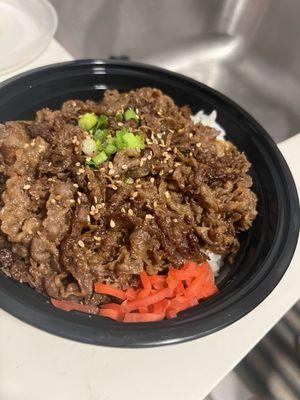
139, 160, 144, 167
147, 154, 152, 160
174, 147, 178, 154
94, 236, 101, 241
77, 198, 81, 204
48, 162, 52, 167
196, 143, 201, 148
145, 214, 154, 220
72, 136, 77, 143
121, 207, 126, 213
91, 205, 96, 212
189, 133, 193, 138
73, 183, 79, 188
117, 122, 123, 126
153, 201, 158, 207
121, 164, 128, 170
174, 162, 181, 167
173, 218, 178, 223
86, 157, 91, 162
27, 177, 31, 181
166, 147, 172, 152
150, 177, 155, 183
50, 198, 56, 204
75, 162, 81, 167
108, 162, 113, 169
69, 199, 76, 204
131, 191, 138, 198
23, 184, 31, 190
165, 191, 170, 199
94, 196, 98, 203
128, 209, 134, 216
189, 152, 193, 156
24, 143, 30, 148
159, 170, 164, 176
135, 184, 142, 188
77, 192, 82, 197
87, 215, 91, 223
136, 178, 141, 183
31, 139, 36, 146
110, 219, 116, 228
78, 240, 85, 248
157, 133, 162, 139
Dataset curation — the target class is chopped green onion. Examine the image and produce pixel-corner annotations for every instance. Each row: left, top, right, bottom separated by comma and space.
82, 137, 97, 156
104, 142, 117, 156
114, 129, 127, 150
86, 160, 97, 169
115, 111, 123, 121
114, 128, 144, 150
78, 113, 98, 131
96, 114, 109, 130
124, 108, 139, 122
94, 129, 109, 142
91, 151, 108, 166
95, 138, 103, 152
122, 132, 144, 149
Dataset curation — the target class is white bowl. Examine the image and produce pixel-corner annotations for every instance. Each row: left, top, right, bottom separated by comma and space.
0, 0, 57, 74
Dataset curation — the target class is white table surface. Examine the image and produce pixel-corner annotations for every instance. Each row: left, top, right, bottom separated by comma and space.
0, 39, 299, 400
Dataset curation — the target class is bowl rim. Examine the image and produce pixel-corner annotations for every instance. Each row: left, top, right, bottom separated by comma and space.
0, 59, 299, 348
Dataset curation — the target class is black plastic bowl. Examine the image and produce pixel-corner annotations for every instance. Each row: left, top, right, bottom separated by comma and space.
0, 60, 299, 347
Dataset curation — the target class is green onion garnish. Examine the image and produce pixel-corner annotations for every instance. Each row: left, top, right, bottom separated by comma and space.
91, 151, 108, 166
115, 111, 123, 122
82, 137, 97, 156
124, 108, 139, 122
96, 114, 109, 130
79, 113, 98, 131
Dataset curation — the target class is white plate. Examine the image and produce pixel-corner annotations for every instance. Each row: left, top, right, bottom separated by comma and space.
0, 0, 57, 74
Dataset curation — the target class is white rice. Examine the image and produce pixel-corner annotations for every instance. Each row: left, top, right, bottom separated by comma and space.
191, 109, 225, 141
191, 109, 225, 275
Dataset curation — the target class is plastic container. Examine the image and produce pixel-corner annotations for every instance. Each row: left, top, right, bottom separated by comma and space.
0, 60, 298, 347
0, 0, 57, 74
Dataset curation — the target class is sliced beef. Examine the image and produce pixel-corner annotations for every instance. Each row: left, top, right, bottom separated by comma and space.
0, 87, 257, 306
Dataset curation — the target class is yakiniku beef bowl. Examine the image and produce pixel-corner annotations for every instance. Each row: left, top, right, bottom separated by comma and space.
0, 60, 298, 347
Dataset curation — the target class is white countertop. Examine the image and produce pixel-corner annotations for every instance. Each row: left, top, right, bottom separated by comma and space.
0, 39, 299, 400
